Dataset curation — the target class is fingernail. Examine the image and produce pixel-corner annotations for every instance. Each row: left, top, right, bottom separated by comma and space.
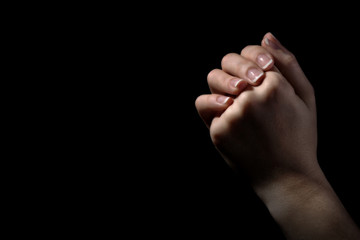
264, 34, 281, 50
256, 54, 273, 69
230, 78, 242, 88
216, 96, 230, 104
247, 68, 264, 83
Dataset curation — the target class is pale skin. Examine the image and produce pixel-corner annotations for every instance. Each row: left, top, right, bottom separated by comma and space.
195, 32, 360, 239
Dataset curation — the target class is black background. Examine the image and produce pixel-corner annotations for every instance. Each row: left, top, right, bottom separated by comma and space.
15, 4, 360, 238
124, 6, 359, 239
110, 9, 359, 238
116, 8, 360, 239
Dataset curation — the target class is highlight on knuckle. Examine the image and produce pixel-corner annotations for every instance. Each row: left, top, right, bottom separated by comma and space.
236, 91, 257, 115
260, 74, 286, 100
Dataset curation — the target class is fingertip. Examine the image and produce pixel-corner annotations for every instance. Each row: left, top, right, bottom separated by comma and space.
263, 32, 277, 43
263, 32, 289, 52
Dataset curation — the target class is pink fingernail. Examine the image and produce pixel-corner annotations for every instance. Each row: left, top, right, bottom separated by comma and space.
247, 68, 264, 83
265, 33, 281, 50
257, 54, 273, 69
230, 78, 242, 88
216, 96, 230, 104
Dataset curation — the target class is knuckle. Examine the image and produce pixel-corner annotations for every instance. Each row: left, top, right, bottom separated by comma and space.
306, 83, 315, 96
268, 75, 284, 88
283, 52, 298, 66
210, 128, 224, 147
305, 84, 316, 103
237, 91, 257, 114
239, 91, 253, 105
210, 121, 229, 147
260, 73, 287, 99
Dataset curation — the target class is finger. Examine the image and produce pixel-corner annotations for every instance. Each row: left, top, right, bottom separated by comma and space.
240, 45, 276, 71
195, 94, 233, 128
221, 53, 265, 86
261, 32, 315, 108
207, 69, 248, 95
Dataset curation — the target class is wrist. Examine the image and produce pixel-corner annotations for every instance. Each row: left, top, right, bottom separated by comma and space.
253, 163, 331, 208
252, 164, 360, 239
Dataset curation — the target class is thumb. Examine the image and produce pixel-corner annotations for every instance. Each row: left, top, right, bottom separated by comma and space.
261, 32, 315, 109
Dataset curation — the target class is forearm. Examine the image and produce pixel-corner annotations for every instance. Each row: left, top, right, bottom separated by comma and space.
197, 33, 359, 239
254, 165, 360, 240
